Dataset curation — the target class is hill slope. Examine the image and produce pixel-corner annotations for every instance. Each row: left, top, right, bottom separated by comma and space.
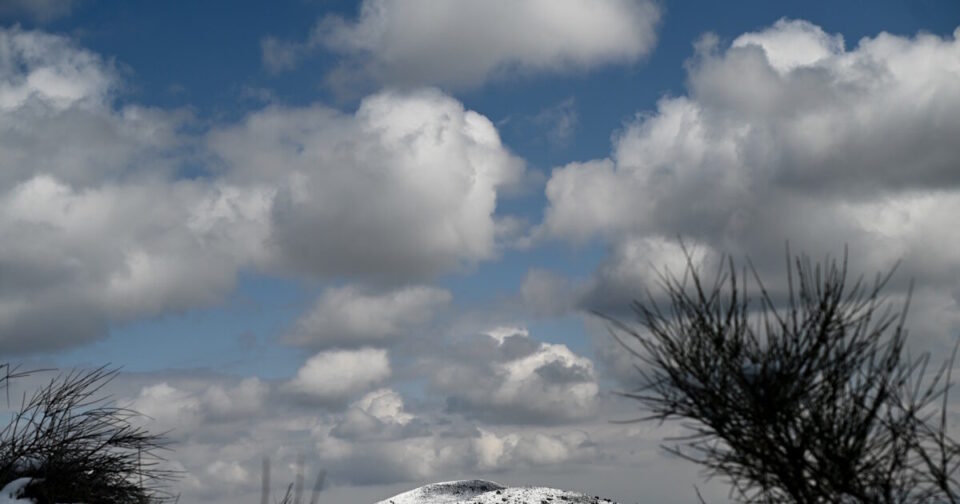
376, 480, 619, 504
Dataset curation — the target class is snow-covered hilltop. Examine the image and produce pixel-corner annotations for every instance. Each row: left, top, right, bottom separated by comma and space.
376, 479, 619, 504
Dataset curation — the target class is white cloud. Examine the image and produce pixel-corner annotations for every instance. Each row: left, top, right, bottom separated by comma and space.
312, 427, 596, 485
0, 27, 274, 353
540, 159, 640, 244
540, 21, 960, 315
330, 388, 418, 441
0, 27, 185, 187
264, 0, 661, 90
535, 21, 960, 392
284, 348, 392, 402
580, 236, 716, 313
0, 27, 524, 353
0, 26, 111, 110
353, 388, 414, 425
287, 285, 451, 349
0, 174, 271, 353
731, 19, 845, 74
127, 382, 203, 433
431, 327, 599, 423
107, 370, 607, 499
311, 384, 600, 484
126, 377, 270, 435
203, 377, 271, 420
88, 357, 687, 503
473, 429, 595, 470
209, 88, 524, 281
205, 460, 251, 486
544, 21, 960, 242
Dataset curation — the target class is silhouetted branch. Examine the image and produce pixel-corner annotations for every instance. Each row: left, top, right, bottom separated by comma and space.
605, 247, 960, 503
0, 365, 178, 503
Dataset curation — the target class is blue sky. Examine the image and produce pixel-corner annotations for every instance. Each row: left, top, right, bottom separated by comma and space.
1, 1, 959, 502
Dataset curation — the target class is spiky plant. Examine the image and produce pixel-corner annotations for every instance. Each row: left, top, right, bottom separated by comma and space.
605, 248, 960, 502
0, 365, 178, 503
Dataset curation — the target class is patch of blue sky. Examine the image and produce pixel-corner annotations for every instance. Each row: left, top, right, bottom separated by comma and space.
21, 0, 956, 119
439, 241, 603, 305
53, 273, 309, 379
9, 0, 959, 382
37, 1, 346, 111
524, 314, 595, 357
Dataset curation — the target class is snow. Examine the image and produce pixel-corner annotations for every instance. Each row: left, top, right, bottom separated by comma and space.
0, 478, 86, 504
376, 479, 620, 504
2, 476, 619, 504
0, 478, 33, 504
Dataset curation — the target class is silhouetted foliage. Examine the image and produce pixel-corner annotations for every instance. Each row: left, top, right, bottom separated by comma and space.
604, 248, 960, 503
260, 456, 325, 504
0, 365, 177, 503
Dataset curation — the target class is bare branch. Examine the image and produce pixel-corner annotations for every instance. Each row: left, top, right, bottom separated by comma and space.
605, 249, 960, 503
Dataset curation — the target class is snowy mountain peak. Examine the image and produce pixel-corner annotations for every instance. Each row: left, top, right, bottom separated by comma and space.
376, 479, 620, 504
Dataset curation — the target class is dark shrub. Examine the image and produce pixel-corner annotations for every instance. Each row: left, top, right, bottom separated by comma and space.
605, 249, 960, 502
0, 365, 177, 503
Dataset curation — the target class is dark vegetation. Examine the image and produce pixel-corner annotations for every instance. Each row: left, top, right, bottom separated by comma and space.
0, 364, 177, 503
260, 456, 326, 504
605, 248, 960, 502
4, 246, 959, 503
0, 363, 323, 504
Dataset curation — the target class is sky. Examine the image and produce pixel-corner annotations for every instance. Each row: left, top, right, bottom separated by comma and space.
0, 0, 959, 502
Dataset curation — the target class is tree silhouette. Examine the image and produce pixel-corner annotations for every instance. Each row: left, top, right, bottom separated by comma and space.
604, 248, 960, 502
0, 365, 177, 503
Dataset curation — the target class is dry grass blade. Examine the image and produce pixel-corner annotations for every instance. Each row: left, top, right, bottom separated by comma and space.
0, 364, 178, 503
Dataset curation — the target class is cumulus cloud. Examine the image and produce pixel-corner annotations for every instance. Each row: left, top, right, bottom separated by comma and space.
0, 27, 176, 186
310, 384, 599, 485
284, 348, 392, 403
473, 429, 596, 469
263, 0, 661, 90
315, 426, 597, 486
521, 238, 716, 318
330, 388, 418, 441
0, 27, 524, 353
311, 426, 596, 486
0, 27, 272, 353
541, 21, 960, 284
127, 382, 204, 432
429, 327, 599, 424
209, 88, 524, 281
115, 374, 275, 480
108, 371, 608, 500
115, 373, 307, 499
537, 19, 960, 382
202, 377, 272, 420
0, 175, 270, 353
730, 18, 845, 73
126, 377, 270, 432
544, 20, 960, 240
581, 237, 716, 314
286, 285, 451, 349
